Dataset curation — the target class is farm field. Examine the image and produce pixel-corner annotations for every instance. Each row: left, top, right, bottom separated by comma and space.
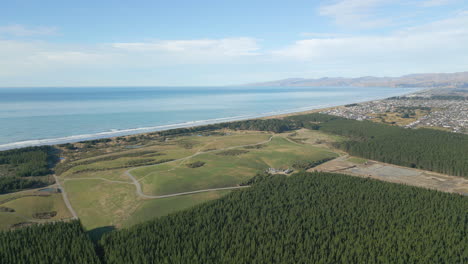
57, 130, 339, 231
134, 135, 339, 196
7, 120, 464, 234
0, 187, 72, 230
62, 172, 233, 232
286, 128, 346, 150
122, 190, 231, 227
58, 132, 271, 174
1, 111, 467, 258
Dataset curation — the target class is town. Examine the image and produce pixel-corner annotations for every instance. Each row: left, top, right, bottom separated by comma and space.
321, 88, 468, 134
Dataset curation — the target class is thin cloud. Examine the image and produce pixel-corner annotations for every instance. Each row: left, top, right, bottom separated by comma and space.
272, 11, 468, 73
300, 32, 350, 38
318, 0, 392, 28
1, 11, 467, 85
112, 38, 261, 56
0, 37, 263, 79
419, 0, 455, 7
0, 24, 58, 37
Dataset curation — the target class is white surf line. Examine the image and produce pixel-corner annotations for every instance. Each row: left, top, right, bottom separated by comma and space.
0, 87, 423, 152
53, 175, 78, 219
125, 135, 274, 199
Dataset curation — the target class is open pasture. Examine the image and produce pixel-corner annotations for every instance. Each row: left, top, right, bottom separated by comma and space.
52, 130, 339, 231
0, 188, 72, 230
135, 135, 339, 196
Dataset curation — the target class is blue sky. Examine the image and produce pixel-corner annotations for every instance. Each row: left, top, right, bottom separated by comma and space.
1, 0, 467, 86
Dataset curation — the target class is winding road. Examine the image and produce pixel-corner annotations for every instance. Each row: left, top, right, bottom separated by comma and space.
57, 135, 273, 208
124, 135, 273, 198
63, 177, 134, 185
53, 174, 78, 219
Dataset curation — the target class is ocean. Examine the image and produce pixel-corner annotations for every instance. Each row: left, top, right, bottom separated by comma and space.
0, 86, 421, 150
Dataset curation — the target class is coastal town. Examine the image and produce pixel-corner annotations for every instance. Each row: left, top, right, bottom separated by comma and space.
321, 88, 468, 134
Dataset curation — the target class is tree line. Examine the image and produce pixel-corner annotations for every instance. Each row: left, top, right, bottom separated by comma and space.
0, 146, 55, 177
214, 112, 468, 177
0, 146, 57, 194
100, 172, 467, 263
1, 172, 466, 263
0, 220, 100, 264
153, 118, 302, 136
0, 177, 48, 194
3, 111, 466, 192
318, 118, 468, 177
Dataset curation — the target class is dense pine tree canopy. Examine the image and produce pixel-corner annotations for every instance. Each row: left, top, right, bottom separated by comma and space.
0, 146, 55, 177
0, 176, 47, 194
0, 221, 100, 264
318, 118, 468, 177
0, 146, 57, 193
154, 118, 302, 136
1, 171, 466, 263
100, 172, 467, 264
1, 113, 467, 263
149, 113, 468, 177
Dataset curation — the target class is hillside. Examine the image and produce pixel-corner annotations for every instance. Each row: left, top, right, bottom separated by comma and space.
248, 71, 468, 88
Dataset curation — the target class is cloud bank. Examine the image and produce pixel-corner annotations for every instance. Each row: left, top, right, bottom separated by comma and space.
0, 7, 467, 86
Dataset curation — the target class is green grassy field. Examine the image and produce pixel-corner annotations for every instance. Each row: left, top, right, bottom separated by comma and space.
0, 189, 72, 230
43, 130, 340, 232
135, 136, 338, 196
61, 168, 131, 182
122, 190, 231, 227
138, 153, 258, 195
53, 132, 271, 231
59, 132, 271, 175
64, 179, 138, 230
287, 128, 346, 149
64, 177, 232, 231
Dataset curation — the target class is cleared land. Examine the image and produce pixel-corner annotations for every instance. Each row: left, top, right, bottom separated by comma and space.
0, 187, 72, 229
133, 136, 338, 196
368, 109, 430, 126
122, 190, 231, 227
3, 113, 466, 234
63, 174, 233, 231
313, 156, 468, 195
61, 126, 468, 231
56, 130, 339, 231
286, 128, 346, 151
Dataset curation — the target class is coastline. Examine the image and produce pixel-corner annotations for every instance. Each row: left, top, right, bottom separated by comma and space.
265, 87, 433, 119
0, 87, 427, 151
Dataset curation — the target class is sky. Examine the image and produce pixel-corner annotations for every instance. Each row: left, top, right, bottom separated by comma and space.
1, 0, 467, 86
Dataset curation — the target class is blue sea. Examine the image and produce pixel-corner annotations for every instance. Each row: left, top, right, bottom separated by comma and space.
0, 86, 421, 150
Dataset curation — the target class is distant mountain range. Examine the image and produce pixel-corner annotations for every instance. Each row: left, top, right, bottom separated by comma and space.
246, 71, 468, 88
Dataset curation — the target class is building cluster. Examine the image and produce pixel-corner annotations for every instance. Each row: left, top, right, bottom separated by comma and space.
266, 168, 294, 174
405, 104, 467, 133
321, 90, 468, 134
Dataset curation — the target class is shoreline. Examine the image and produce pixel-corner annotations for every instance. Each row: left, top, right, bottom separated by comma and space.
0, 87, 427, 151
